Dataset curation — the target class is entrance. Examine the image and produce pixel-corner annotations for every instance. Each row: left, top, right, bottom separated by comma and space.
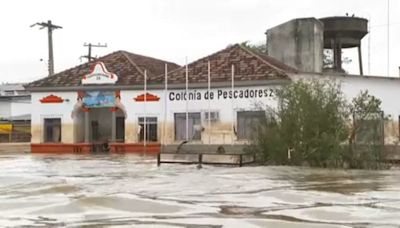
73, 107, 125, 152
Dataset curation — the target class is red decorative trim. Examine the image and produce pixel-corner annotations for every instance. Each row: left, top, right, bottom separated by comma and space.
31, 143, 161, 154
31, 143, 92, 153
40, 94, 64, 103
82, 107, 90, 112
134, 93, 160, 102
110, 107, 118, 112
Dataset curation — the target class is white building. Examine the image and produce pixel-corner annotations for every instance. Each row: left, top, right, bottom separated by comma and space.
0, 84, 31, 121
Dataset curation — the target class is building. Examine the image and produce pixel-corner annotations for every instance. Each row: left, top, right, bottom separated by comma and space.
0, 83, 31, 121
26, 46, 295, 153
0, 84, 31, 142
26, 16, 400, 153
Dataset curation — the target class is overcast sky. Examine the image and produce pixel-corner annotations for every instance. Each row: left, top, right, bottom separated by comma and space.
0, 0, 399, 83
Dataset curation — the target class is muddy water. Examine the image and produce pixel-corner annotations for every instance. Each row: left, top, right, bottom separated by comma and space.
0, 154, 399, 227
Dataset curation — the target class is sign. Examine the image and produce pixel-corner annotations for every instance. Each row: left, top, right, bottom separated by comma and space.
83, 91, 115, 108
168, 88, 275, 101
82, 62, 118, 85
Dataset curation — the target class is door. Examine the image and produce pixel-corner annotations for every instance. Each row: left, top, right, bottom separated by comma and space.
116, 117, 125, 142
91, 121, 99, 142
237, 111, 265, 140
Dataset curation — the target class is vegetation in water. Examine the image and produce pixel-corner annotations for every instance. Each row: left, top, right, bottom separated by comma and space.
250, 80, 387, 169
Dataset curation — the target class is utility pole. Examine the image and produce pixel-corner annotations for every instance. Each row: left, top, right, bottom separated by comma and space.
31, 20, 62, 76
81, 43, 107, 62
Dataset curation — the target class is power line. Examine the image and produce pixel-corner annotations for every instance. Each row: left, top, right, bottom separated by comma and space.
31, 20, 62, 76
81, 43, 107, 62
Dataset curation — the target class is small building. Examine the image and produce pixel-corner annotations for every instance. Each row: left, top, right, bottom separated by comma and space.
0, 83, 31, 121
0, 84, 31, 142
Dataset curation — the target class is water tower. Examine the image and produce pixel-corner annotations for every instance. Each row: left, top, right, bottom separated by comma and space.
319, 16, 368, 75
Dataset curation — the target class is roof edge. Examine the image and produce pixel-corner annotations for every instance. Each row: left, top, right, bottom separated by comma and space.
25, 78, 290, 92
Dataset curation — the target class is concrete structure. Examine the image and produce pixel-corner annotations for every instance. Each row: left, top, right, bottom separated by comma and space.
266, 18, 324, 73
319, 16, 368, 74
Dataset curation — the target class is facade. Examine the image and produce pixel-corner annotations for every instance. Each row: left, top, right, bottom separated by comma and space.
26, 45, 293, 153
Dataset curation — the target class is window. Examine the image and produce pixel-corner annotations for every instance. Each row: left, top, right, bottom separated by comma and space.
174, 113, 201, 141
3, 90, 14, 96
204, 111, 219, 122
44, 118, 61, 143
237, 111, 265, 140
139, 117, 157, 142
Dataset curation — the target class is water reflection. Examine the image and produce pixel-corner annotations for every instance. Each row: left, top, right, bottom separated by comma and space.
0, 154, 399, 227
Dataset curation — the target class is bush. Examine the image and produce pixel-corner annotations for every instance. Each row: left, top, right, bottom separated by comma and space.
253, 80, 385, 169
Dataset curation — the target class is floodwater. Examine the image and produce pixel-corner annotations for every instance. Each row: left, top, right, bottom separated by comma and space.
0, 154, 400, 228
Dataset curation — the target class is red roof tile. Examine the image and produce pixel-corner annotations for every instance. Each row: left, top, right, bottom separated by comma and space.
165, 44, 294, 84
27, 51, 180, 88
27, 44, 294, 89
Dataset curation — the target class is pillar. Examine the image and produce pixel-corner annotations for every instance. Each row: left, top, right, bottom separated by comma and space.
358, 44, 363, 76
83, 108, 90, 143
111, 107, 117, 142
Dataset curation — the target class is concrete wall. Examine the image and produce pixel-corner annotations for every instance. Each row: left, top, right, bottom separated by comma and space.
30, 85, 278, 145
29, 73, 400, 146
121, 85, 278, 145
267, 18, 324, 73
10, 99, 31, 118
31, 92, 77, 144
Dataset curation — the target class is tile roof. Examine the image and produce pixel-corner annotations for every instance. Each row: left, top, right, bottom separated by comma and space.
26, 51, 181, 88
27, 44, 295, 89
165, 44, 296, 84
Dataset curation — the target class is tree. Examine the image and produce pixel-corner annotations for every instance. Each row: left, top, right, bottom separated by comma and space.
240, 41, 267, 54
253, 81, 386, 169
347, 90, 384, 169
254, 80, 349, 167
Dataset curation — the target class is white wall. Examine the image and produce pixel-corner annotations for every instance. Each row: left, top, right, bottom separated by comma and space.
121, 85, 278, 144
0, 101, 11, 119
292, 74, 400, 118
31, 92, 77, 143
10, 99, 31, 118
31, 85, 279, 144
29, 74, 400, 145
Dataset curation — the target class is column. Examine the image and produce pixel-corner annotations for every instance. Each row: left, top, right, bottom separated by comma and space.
111, 107, 117, 142
83, 108, 90, 143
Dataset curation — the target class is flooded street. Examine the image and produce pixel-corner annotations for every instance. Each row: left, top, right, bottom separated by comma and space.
0, 154, 399, 227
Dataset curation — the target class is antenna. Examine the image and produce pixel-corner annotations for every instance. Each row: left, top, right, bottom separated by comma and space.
31, 20, 62, 76
81, 43, 107, 62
